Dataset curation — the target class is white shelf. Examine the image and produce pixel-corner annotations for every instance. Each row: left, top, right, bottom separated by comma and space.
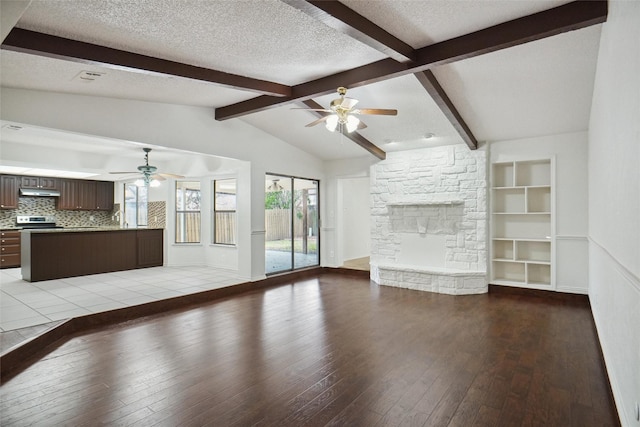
493, 237, 552, 242
491, 159, 553, 288
516, 160, 550, 187
387, 200, 464, 206
492, 212, 551, 215
491, 259, 551, 266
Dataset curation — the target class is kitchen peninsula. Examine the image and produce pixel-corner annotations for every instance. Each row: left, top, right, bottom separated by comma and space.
21, 228, 163, 282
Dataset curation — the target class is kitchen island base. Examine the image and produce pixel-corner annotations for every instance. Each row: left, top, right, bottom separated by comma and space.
21, 228, 163, 282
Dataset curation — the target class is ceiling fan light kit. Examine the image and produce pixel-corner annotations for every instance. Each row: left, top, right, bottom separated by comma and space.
136, 178, 161, 187
267, 179, 284, 192
301, 87, 397, 134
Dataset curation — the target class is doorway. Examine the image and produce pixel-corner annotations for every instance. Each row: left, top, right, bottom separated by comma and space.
265, 174, 319, 275
338, 177, 370, 271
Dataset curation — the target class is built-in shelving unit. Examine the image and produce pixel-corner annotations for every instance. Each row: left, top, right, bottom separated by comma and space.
491, 159, 553, 288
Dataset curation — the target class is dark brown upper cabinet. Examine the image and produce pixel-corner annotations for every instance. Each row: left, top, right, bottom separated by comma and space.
20, 176, 59, 190
57, 179, 113, 211
96, 181, 115, 211
0, 175, 19, 209
58, 179, 95, 210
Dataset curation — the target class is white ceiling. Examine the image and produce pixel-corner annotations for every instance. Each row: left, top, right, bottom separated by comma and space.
0, 0, 604, 177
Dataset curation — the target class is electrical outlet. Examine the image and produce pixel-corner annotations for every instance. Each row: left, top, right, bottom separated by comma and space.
89, 215, 94, 221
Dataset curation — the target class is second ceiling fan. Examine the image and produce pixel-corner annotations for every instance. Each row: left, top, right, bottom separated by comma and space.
110, 148, 184, 186
298, 87, 398, 133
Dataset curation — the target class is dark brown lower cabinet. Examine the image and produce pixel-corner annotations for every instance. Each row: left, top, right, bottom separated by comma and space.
137, 229, 164, 267
22, 229, 163, 282
1, 230, 21, 268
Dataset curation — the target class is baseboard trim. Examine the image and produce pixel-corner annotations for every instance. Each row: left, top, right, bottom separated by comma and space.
489, 283, 590, 305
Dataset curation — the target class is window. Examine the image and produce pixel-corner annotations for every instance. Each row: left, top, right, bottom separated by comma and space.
123, 183, 147, 227
175, 181, 201, 243
213, 178, 237, 245
265, 174, 319, 274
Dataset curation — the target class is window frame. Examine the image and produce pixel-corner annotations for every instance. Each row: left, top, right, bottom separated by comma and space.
175, 180, 201, 244
123, 182, 148, 228
212, 178, 238, 246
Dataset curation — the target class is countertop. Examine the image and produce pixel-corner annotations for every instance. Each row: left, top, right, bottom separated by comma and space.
18, 227, 164, 233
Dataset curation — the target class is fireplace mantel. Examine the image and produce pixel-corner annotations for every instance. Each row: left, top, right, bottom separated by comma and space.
387, 200, 464, 207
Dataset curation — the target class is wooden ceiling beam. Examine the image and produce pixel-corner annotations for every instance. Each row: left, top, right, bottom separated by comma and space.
414, 0, 607, 67
285, 0, 477, 151
301, 100, 386, 160
281, 0, 415, 63
1, 28, 292, 97
414, 71, 478, 150
216, 0, 607, 120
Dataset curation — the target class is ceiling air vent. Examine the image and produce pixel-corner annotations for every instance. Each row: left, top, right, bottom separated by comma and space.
74, 70, 106, 83
1, 124, 23, 131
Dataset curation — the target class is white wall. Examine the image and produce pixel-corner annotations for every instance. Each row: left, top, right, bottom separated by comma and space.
338, 177, 371, 263
490, 132, 589, 293
0, 88, 324, 173
588, 2, 640, 425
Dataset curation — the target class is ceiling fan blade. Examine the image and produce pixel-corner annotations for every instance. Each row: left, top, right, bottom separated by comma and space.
157, 172, 185, 179
352, 108, 398, 116
305, 116, 332, 127
150, 174, 166, 181
109, 171, 138, 174
291, 107, 332, 113
340, 97, 358, 110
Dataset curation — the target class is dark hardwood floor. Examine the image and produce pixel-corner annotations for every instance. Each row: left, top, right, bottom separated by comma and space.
0, 273, 618, 426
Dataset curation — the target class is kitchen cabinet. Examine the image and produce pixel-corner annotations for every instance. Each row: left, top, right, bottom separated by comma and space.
58, 179, 113, 211
1, 230, 21, 268
77, 180, 97, 209
20, 176, 59, 190
0, 175, 19, 209
57, 179, 79, 210
96, 181, 115, 211
137, 229, 163, 266
22, 228, 163, 281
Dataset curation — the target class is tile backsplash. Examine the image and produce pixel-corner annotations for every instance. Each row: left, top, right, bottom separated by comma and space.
147, 201, 166, 229
0, 197, 118, 228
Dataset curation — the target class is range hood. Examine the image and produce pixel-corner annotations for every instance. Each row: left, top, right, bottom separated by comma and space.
19, 188, 61, 197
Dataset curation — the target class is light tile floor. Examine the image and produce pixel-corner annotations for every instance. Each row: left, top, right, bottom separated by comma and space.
0, 266, 245, 332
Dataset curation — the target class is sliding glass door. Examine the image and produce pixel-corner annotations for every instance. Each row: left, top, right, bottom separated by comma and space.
265, 174, 319, 275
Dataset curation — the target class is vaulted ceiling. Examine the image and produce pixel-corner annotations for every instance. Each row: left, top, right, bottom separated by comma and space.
0, 0, 606, 168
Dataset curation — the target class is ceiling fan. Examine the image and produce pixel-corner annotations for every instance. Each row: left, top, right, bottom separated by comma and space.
296, 87, 398, 133
110, 148, 184, 186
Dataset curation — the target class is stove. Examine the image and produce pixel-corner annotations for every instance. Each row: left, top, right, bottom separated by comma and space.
16, 215, 64, 229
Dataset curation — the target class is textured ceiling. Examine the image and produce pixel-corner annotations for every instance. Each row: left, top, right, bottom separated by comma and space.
0, 0, 605, 174
15, 0, 386, 85
0, 50, 254, 107
341, 0, 575, 48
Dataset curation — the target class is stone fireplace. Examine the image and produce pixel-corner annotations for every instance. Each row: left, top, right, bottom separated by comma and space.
370, 145, 487, 295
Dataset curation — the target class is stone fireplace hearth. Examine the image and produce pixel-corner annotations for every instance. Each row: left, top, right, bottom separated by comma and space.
370, 145, 487, 295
